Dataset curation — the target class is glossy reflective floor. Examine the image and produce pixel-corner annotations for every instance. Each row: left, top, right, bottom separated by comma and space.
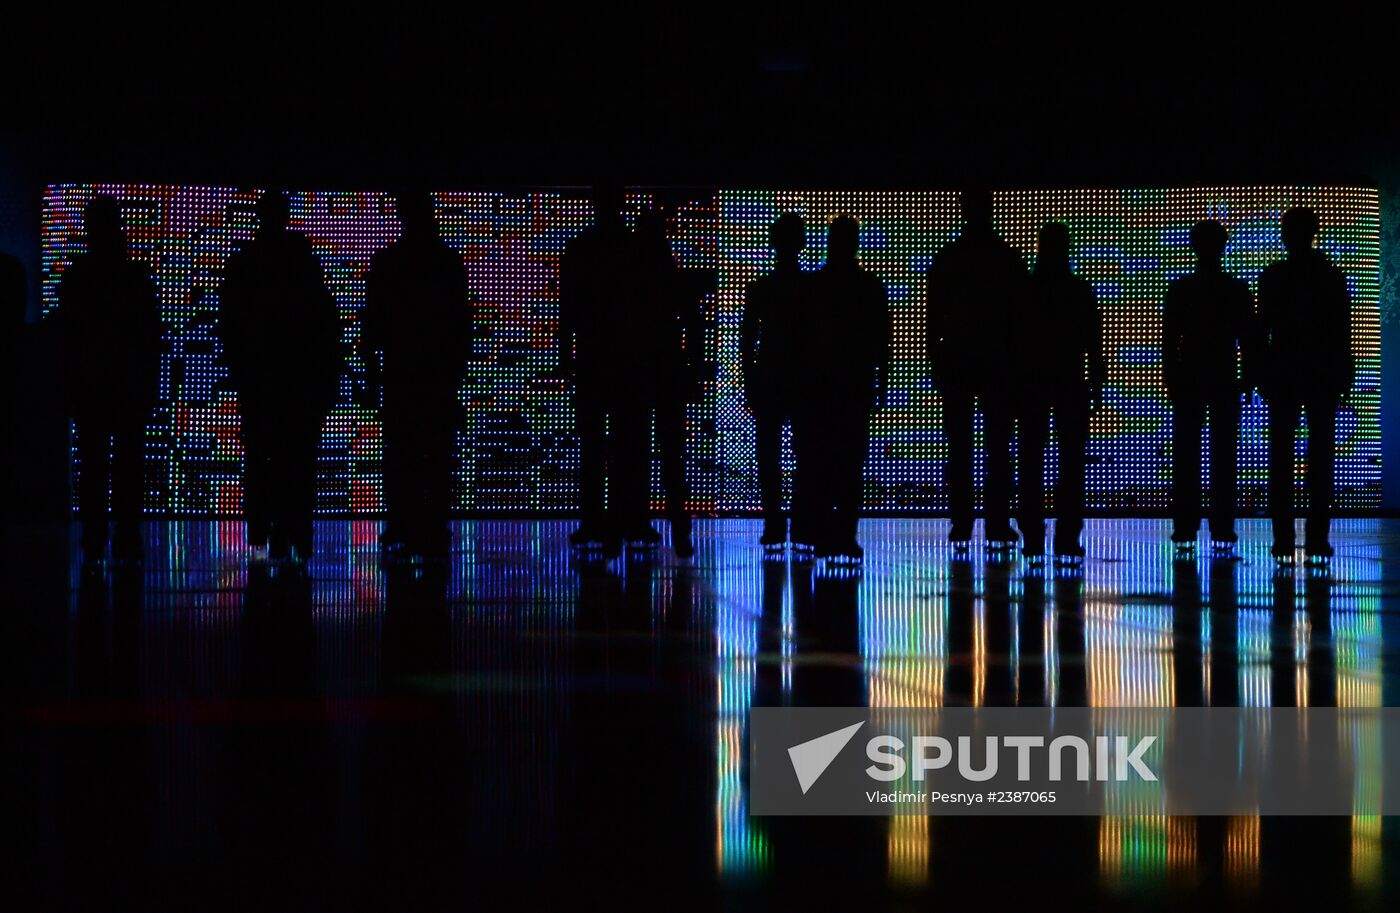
7, 519, 1400, 910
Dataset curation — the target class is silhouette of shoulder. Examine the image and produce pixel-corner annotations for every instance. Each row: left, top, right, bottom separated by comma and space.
1258, 251, 1348, 304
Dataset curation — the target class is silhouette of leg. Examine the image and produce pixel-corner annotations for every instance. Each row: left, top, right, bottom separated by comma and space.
241, 406, 274, 549
753, 397, 785, 539
573, 381, 608, 540
110, 409, 147, 560
1054, 397, 1089, 554
655, 392, 692, 555
1017, 399, 1049, 553
830, 395, 872, 553
1171, 398, 1204, 541
265, 409, 294, 558
982, 390, 1014, 541
789, 402, 821, 548
1303, 399, 1337, 552
1267, 399, 1299, 550
793, 395, 840, 553
1207, 395, 1241, 542
381, 392, 411, 552
809, 403, 842, 555
610, 394, 653, 540
412, 396, 455, 558
72, 415, 110, 556
944, 392, 975, 540
285, 412, 323, 559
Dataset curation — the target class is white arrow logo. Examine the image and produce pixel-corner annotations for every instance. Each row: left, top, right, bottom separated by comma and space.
787, 721, 865, 794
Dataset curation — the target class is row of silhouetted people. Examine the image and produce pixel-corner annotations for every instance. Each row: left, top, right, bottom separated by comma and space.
58, 192, 471, 565
557, 185, 708, 558
741, 191, 1351, 563
48, 187, 1352, 566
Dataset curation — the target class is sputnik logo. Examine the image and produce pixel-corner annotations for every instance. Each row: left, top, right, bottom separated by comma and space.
787, 721, 865, 794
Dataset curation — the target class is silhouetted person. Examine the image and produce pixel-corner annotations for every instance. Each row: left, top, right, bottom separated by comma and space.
1163, 219, 1257, 551
56, 197, 161, 563
925, 189, 1026, 548
1, 250, 24, 483
559, 181, 645, 557
795, 216, 890, 562
740, 214, 806, 548
632, 207, 705, 557
1013, 222, 1103, 560
1257, 207, 1352, 560
362, 191, 472, 562
1, 249, 22, 350
220, 190, 341, 562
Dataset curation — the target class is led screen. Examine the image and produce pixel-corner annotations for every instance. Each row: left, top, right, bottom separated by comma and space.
42, 184, 1379, 514
718, 187, 1380, 511
42, 186, 718, 514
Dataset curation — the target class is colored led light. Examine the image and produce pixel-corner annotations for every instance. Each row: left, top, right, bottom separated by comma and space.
42, 185, 1379, 514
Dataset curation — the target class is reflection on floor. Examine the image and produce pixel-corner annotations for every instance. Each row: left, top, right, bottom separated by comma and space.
7, 518, 1399, 909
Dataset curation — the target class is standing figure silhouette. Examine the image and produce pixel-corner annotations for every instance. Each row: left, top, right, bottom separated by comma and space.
56, 196, 162, 563
1163, 219, 1257, 553
1, 248, 21, 345
221, 190, 342, 563
632, 207, 705, 558
795, 216, 890, 564
559, 182, 646, 559
1, 249, 24, 486
1257, 207, 1352, 562
1012, 222, 1103, 561
740, 213, 806, 550
362, 191, 472, 563
925, 189, 1027, 550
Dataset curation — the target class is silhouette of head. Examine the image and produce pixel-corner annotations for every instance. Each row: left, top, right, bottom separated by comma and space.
393, 192, 437, 239
1281, 207, 1319, 254
82, 196, 124, 254
826, 216, 859, 264
959, 189, 994, 227
590, 180, 625, 233
769, 213, 805, 262
1189, 219, 1227, 267
1036, 222, 1071, 270
256, 190, 291, 235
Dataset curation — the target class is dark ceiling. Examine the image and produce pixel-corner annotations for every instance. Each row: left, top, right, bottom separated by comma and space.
3, 14, 1395, 189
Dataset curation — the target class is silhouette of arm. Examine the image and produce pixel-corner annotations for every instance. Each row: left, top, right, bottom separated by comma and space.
1253, 267, 1277, 396
1329, 264, 1354, 399
1161, 280, 1181, 396
456, 258, 474, 364
924, 261, 945, 385
873, 277, 893, 406
557, 240, 580, 377
217, 254, 250, 387
360, 252, 388, 390
309, 254, 343, 391
739, 279, 762, 395
1233, 279, 1260, 393
1085, 282, 1105, 401
676, 267, 708, 386
136, 265, 162, 368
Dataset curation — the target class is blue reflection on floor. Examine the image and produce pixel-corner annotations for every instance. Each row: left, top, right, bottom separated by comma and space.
12, 518, 1400, 908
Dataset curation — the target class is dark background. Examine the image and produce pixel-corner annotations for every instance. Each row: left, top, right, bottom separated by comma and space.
4, 15, 1394, 189
3, 13, 1397, 504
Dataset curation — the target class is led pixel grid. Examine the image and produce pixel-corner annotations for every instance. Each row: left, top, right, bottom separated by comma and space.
718, 187, 1380, 511
42, 185, 718, 514
42, 184, 1378, 514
